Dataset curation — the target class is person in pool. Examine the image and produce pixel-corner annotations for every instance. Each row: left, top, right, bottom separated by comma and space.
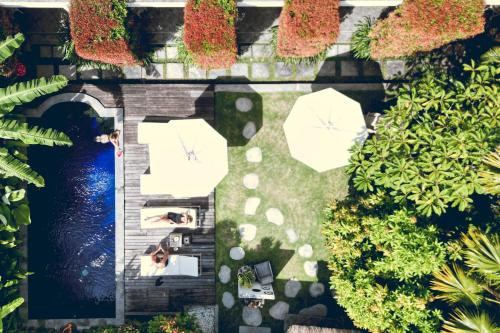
150, 244, 169, 268
95, 130, 123, 157
145, 211, 193, 225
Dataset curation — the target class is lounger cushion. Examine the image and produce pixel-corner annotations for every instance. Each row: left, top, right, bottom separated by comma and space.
140, 255, 199, 277
141, 207, 198, 229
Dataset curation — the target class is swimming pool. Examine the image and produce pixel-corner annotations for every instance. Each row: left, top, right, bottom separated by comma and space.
28, 103, 116, 319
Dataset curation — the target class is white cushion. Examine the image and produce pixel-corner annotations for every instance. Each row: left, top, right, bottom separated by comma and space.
140, 255, 199, 277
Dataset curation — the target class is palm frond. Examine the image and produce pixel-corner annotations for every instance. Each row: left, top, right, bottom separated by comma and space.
478, 146, 500, 195
480, 46, 500, 65
431, 264, 484, 305
462, 229, 500, 286
0, 75, 68, 115
0, 149, 44, 187
0, 119, 72, 146
0, 33, 24, 64
442, 309, 499, 333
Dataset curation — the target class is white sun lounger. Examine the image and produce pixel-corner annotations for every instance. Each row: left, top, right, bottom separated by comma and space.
140, 206, 199, 229
140, 255, 199, 277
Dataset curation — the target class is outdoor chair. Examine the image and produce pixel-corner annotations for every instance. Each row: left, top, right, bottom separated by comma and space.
254, 261, 274, 285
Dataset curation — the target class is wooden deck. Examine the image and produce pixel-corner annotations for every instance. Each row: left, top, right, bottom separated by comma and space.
59, 83, 216, 315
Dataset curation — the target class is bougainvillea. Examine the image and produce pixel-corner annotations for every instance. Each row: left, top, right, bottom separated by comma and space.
369, 0, 485, 60
69, 0, 137, 66
276, 0, 339, 58
183, 0, 237, 70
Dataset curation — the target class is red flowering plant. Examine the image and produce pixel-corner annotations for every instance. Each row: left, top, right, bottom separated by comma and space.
183, 0, 237, 70
0, 8, 24, 78
69, 0, 138, 66
369, 0, 485, 60
276, 0, 340, 62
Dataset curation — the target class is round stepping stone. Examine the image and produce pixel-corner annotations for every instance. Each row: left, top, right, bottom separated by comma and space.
218, 265, 231, 284
298, 244, 313, 258
269, 301, 289, 320
309, 282, 325, 297
230, 247, 245, 260
239, 224, 257, 241
222, 292, 235, 309
243, 173, 259, 189
286, 229, 298, 243
304, 261, 318, 277
285, 279, 302, 298
246, 147, 262, 163
243, 122, 256, 139
299, 304, 327, 317
242, 307, 262, 327
266, 208, 284, 226
244, 197, 261, 215
236, 97, 253, 112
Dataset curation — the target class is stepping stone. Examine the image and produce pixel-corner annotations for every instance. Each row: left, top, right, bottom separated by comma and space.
304, 261, 318, 277
239, 224, 257, 241
298, 244, 313, 258
243, 174, 259, 189
230, 247, 245, 260
242, 307, 262, 327
246, 147, 262, 163
218, 265, 231, 284
266, 208, 284, 226
284, 279, 301, 298
309, 282, 325, 297
222, 292, 235, 309
269, 301, 289, 320
299, 304, 327, 317
244, 197, 261, 215
243, 122, 256, 139
286, 229, 298, 243
236, 97, 253, 112
239, 326, 271, 333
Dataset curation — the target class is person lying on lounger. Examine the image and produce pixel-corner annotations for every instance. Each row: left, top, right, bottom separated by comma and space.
145, 212, 193, 225
150, 244, 169, 268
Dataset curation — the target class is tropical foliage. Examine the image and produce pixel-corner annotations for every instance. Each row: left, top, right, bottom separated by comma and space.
147, 314, 201, 333
348, 49, 499, 217
431, 228, 499, 333
323, 191, 445, 333
369, 0, 485, 60
275, 0, 339, 60
69, 0, 137, 66
351, 16, 373, 60
479, 147, 500, 196
183, 0, 237, 70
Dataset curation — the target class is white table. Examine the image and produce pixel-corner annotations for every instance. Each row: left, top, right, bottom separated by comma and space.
238, 281, 275, 300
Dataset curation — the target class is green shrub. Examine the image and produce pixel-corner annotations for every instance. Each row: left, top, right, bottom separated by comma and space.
351, 17, 374, 60
147, 314, 201, 333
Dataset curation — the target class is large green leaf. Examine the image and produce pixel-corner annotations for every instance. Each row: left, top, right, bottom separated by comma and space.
12, 204, 30, 226
0, 75, 68, 115
0, 119, 72, 146
0, 297, 23, 320
462, 229, 500, 286
431, 264, 484, 305
442, 309, 499, 333
0, 33, 24, 64
0, 149, 44, 187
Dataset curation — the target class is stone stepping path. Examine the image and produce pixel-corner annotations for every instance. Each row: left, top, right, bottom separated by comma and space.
265, 208, 284, 226
309, 282, 325, 297
218, 265, 231, 284
242, 307, 262, 327
236, 97, 253, 113
243, 122, 257, 139
222, 291, 235, 309
298, 244, 313, 258
244, 197, 261, 215
284, 279, 301, 298
304, 261, 318, 277
243, 173, 259, 189
286, 229, 298, 243
246, 147, 262, 163
230, 247, 245, 260
299, 304, 327, 317
239, 224, 257, 241
269, 301, 289, 320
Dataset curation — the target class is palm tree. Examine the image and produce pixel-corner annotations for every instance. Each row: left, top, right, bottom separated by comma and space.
0, 33, 71, 187
431, 229, 500, 333
478, 146, 500, 196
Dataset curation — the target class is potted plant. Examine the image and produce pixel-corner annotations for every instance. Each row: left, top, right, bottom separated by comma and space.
238, 265, 256, 288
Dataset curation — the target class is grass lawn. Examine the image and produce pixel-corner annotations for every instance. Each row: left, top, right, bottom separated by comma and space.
215, 91, 356, 332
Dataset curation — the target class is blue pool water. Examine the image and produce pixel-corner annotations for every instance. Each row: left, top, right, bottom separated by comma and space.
28, 103, 115, 319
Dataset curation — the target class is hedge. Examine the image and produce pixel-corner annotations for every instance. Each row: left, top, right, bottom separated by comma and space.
183, 0, 237, 70
369, 0, 485, 59
69, 0, 137, 66
276, 0, 340, 58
